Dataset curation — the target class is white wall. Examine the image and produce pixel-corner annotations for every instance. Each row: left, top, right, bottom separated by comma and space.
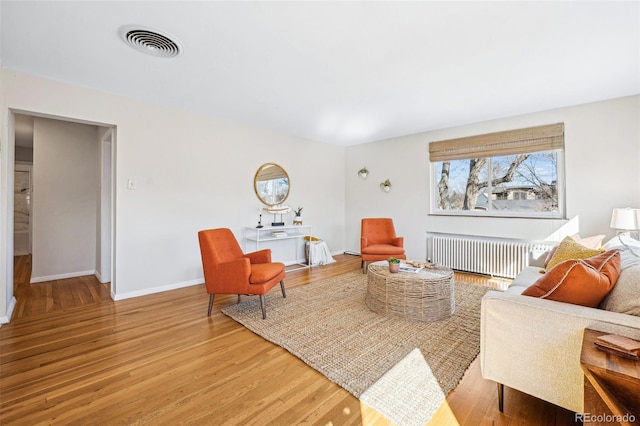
345, 95, 640, 261
31, 117, 99, 282
0, 70, 346, 305
1, 67, 637, 323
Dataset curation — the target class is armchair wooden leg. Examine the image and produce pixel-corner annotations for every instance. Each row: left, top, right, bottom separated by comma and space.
207, 294, 215, 317
280, 280, 286, 298
237, 294, 241, 303
497, 383, 504, 413
362, 260, 367, 274
260, 295, 267, 320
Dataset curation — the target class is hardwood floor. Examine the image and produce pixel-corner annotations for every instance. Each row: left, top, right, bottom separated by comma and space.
11, 255, 112, 320
1, 255, 580, 425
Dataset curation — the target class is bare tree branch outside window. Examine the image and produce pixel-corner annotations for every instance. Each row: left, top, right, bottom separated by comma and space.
435, 151, 560, 215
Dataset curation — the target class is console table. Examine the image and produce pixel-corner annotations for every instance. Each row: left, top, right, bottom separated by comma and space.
244, 225, 312, 271
580, 329, 640, 426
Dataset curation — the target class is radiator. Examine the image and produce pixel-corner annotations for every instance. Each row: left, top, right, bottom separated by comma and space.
429, 234, 555, 279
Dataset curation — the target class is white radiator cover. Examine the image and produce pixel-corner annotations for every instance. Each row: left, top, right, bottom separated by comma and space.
428, 234, 555, 279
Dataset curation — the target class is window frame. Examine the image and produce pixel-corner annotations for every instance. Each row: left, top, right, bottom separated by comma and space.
429, 149, 566, 219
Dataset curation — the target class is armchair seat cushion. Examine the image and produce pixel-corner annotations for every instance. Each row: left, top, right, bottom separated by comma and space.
361, 244, 406, 256
250, 263, 286, 284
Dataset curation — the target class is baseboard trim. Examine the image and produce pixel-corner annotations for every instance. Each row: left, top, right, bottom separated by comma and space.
0, 297, 17, 325
112, 278, 203, 301
30, 270, 96, 283
94, 270, 111, 284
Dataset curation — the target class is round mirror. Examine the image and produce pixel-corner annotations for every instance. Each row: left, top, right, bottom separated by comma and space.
254, 163, 290, 206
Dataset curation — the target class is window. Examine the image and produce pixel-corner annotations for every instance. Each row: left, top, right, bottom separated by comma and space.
429, 124, 564, 218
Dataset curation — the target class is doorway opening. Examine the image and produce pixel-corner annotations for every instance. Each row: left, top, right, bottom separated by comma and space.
7, 110, 116, 318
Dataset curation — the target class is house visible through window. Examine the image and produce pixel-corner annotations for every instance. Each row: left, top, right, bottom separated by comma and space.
429, 124, 565, 218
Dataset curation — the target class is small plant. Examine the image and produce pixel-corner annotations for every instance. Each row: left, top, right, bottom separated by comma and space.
388, 257, 400, 264
294, 206, 303, 216
358, 166, 369, 178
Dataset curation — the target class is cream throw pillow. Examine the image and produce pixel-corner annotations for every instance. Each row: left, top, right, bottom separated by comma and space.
599, 264, 640, 316
574, 234, 605, 249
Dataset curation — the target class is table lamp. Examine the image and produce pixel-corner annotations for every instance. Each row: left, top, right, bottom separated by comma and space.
610, 207, 640, 239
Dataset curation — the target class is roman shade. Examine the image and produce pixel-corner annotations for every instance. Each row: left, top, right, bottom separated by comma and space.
429, 123, 564, 162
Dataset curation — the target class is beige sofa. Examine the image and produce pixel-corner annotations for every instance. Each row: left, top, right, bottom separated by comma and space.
480, 237, 640, 414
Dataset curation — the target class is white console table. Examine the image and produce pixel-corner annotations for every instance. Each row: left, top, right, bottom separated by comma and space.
244, 225, 312, 271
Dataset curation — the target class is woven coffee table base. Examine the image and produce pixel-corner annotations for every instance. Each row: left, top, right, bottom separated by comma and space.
366, 262, 455, 321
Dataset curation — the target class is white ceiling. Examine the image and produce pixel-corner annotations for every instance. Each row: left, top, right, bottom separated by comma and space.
2, 1, 639, 146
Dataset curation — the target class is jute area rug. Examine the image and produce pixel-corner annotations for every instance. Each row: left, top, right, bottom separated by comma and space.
222, 271, 489, 425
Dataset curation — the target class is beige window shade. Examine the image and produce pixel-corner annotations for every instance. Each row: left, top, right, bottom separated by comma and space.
256, 165, 288, 181
429, 123, 564, 162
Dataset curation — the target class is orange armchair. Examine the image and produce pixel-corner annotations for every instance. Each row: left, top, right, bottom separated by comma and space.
198, 228, 286, 319
360, 218, 406, 273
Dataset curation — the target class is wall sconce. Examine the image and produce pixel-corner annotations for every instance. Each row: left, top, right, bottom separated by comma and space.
358, 166, 369, 179
380, 179, 391, 192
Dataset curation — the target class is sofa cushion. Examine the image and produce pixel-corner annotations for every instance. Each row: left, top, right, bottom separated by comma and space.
599, 264, 640, 316
511, 266, 544, 288
545, 236, 604, 271
522, 250, 621, 307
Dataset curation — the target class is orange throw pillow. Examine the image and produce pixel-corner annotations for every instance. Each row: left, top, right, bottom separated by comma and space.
522, 250, 621, 307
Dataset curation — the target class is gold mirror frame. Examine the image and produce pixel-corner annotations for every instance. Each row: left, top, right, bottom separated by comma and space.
254, 163, 290, 206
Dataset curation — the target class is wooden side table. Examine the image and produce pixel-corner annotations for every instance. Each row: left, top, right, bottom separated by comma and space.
580, 329, 640, 426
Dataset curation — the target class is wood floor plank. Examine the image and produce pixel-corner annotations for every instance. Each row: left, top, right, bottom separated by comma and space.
1, 254, 580, 425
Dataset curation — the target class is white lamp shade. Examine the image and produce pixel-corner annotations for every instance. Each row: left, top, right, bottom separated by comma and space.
610, 208, 640, 230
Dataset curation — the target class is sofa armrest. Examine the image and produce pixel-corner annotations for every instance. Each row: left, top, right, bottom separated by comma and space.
481, 291, 640, 413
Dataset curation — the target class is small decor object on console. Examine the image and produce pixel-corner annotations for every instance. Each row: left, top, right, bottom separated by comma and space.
293, 206, 303, 225
388, 257, 400, 273
263, 204, 291, 226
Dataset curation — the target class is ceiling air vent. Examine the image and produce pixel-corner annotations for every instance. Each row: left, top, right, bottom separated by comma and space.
118, 25, 183, 58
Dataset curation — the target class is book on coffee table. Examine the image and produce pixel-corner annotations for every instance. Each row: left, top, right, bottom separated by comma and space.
398, 265, 423, 273
594, 334, 640, 360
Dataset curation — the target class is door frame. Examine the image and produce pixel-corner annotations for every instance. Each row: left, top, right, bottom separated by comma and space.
98, 128, 113, 285
1, 109, 117, 323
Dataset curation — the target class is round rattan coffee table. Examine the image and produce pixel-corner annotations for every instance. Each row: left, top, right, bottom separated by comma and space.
365, 261, 455, 321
